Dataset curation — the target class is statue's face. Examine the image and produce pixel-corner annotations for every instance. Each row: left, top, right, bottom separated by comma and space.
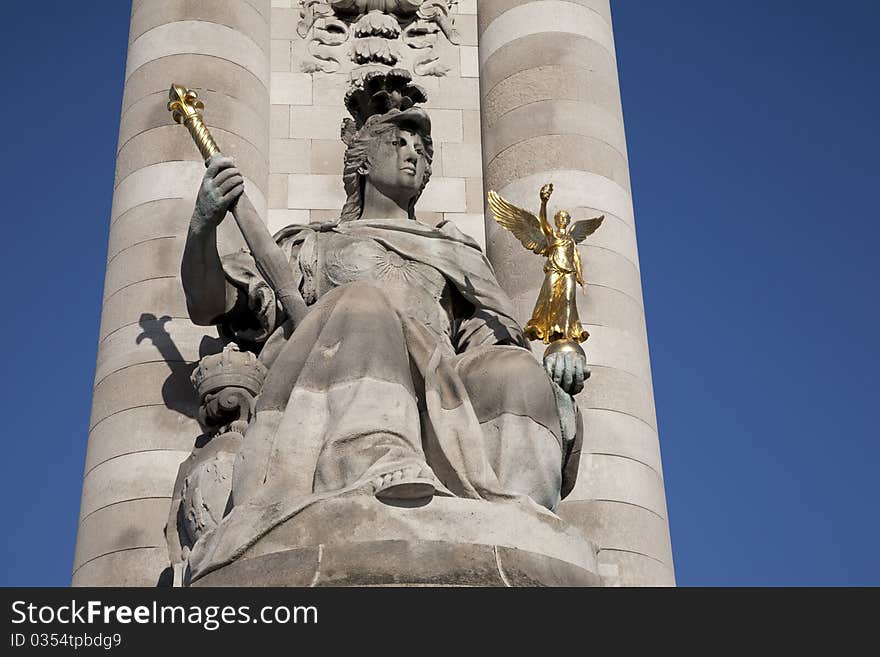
366, 128, 428, 204
555, 210, 570, 230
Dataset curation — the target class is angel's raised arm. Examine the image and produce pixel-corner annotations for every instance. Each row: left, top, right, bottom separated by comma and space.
538, 184, 554, 240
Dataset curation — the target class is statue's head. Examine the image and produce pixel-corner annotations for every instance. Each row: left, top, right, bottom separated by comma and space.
554, 209, 571, 230
339, 68, 434, 222
340, 109, 434, 222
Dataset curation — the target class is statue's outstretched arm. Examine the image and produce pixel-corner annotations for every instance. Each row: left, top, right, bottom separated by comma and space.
538, 183, 554, 241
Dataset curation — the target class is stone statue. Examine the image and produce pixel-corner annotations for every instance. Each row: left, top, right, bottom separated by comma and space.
487, 185, 604, 347
171, 70, 592, 584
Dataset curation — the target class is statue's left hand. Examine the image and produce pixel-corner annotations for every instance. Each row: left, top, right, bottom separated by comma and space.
544, 350, 589, 396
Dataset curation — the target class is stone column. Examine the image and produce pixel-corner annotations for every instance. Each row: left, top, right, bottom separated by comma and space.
478, 0, 675, 586
73, 0, 271, 586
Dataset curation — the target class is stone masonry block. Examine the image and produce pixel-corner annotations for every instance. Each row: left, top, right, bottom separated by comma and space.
84, 405, 201, 475
466, 177, 484, 213
98, 278, 189, 342
290, 105, 349, 140
426, 77, 480, 110
126, 20, 270, 89
455, 13, 478, 46
313, 73, 355, 107
426, 109, 463, 143
566, 453, 668, 519
269, 172, 289, 208
72, 547, 170, 587
270, 104, 290, 137
462, 109, 481, 143
268, 209, 310, 233
484, 99, 627, 162
89, 362, 199, 431
270, 138, 310, 173
485, 134, 630, 195
107, 197, 191, 262
93, 319, 213, 388
579, 408, 663, 476
479, 1, 614, 65
479, 33, 617, 97
310, 139, 347, 175
418, 177, 467, 213
595, 549, 675, 587
129, 1, 270, 52
270, 7, 299, 39
441, 142, 483, 178
119, 89, 268, 158
270, 38, 291, 71
271, 71, 312, 105
103, 237, 184, 302
559, 499, 672, 566
122, 53, 269, 118
74, 498, 171, 570
288, 174, 345, 209
116, 126, 268, 196
483, 65, 622, 128
79, 449, 189, 519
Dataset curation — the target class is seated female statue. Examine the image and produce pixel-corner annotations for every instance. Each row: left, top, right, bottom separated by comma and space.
179, 74, 587, 578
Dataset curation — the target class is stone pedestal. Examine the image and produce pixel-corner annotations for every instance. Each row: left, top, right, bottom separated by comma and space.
192, 497, 600, 587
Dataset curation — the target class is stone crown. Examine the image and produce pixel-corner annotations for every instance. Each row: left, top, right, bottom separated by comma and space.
190, 343, 268, 398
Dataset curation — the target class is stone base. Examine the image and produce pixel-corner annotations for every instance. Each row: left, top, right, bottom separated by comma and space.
192, 496, 601, 587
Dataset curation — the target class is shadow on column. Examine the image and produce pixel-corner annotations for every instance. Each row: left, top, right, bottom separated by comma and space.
136, 312, 224, 420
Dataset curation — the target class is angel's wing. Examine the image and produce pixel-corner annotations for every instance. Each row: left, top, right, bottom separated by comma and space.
487, 191, 548, 254
568, 216, 604, 244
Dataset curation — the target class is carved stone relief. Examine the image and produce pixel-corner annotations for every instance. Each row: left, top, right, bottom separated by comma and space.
297, 0, 461, 76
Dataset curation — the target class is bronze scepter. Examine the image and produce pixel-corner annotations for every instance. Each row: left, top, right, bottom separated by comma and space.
167, 83, 308, 324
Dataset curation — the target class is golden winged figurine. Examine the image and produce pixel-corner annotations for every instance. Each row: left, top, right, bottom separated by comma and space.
488, 184, 604, 346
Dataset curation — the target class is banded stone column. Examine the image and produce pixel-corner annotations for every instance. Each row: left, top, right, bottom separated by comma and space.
73, 0, 271, 586
478, 0, 674, 586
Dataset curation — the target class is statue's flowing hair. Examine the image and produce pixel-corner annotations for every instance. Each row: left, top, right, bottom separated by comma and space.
339, 114, 434, 222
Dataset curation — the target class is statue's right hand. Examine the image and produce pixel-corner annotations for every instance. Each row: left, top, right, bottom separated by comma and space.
192, 155, 244, 231
540, 183, 554, 202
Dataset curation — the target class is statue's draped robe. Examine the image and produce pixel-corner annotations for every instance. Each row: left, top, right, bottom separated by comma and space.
187, 218, 582, 580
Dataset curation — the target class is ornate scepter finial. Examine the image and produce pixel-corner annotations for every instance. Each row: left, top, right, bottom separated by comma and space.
168, 84, 220, 162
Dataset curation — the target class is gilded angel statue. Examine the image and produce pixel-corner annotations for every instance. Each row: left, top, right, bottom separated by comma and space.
488, 184, 603, 349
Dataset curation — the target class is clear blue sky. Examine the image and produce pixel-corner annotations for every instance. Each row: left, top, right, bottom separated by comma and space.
0, 1, 877, 586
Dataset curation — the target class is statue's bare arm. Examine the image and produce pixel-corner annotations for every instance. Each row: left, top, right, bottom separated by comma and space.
538, 183, 554, 240
181, 156, 243, 326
